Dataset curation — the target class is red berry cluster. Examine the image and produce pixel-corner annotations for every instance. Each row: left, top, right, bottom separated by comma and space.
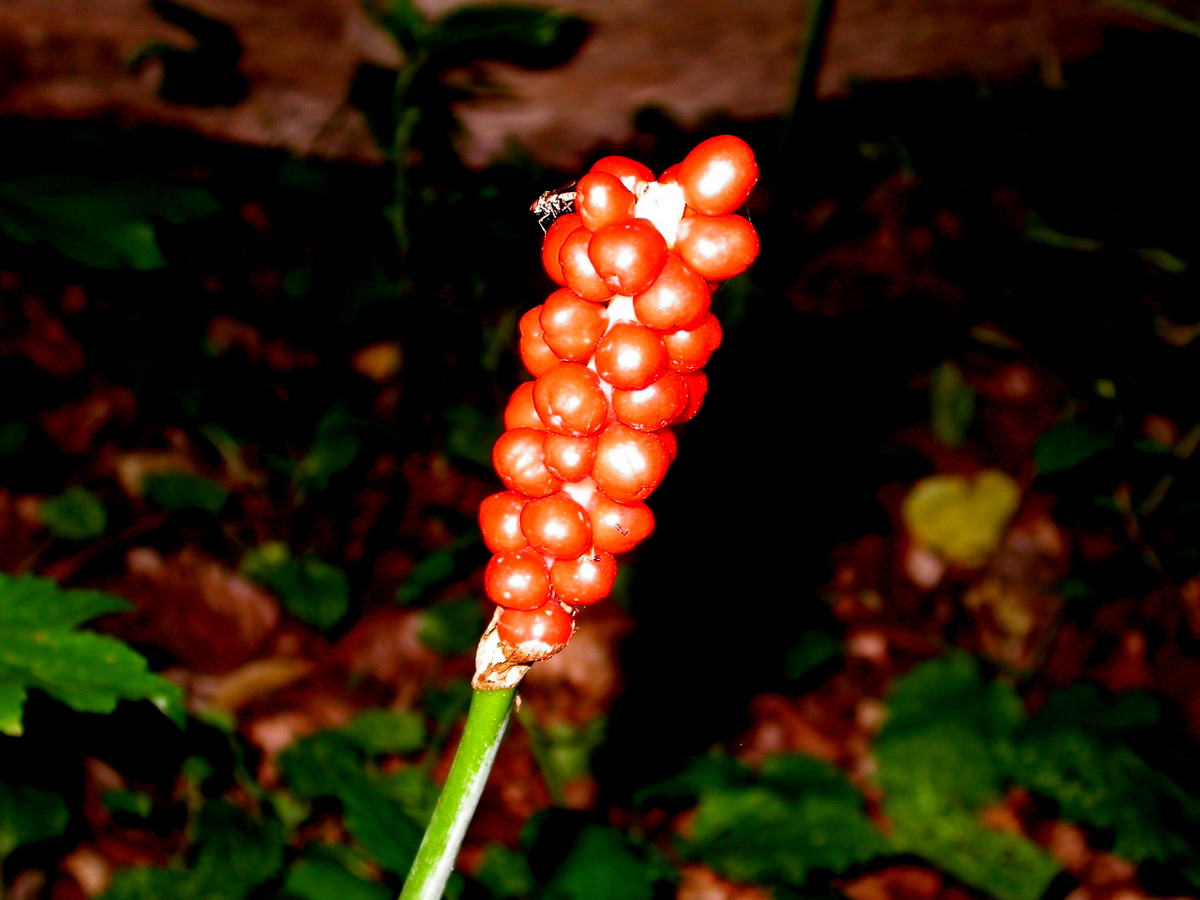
480, 135, 760, 665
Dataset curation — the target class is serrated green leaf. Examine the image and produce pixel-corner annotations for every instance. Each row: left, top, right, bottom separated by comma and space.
1034, 421, 1116, 474
141, 471, 228, 513
241, 545, 350, 630
930, 361, 976, 448
342, 708, 427, 755
648, 754, 884, 890
876, 656, 1061, 900
279, 731, 366, 799
416, 596, 486, 654
1011, 685, 1200, 878
0, 781, 70, 862
0, 574, 183, 735
40, 486, 107, 540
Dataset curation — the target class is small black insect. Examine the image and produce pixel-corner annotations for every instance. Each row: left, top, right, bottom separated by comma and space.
530, 180, 578, 231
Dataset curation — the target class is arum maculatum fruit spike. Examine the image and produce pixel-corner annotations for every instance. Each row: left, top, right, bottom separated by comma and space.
476, 134, 759, 682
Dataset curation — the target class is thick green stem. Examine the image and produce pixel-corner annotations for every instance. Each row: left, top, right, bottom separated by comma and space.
399, 687, 517, 900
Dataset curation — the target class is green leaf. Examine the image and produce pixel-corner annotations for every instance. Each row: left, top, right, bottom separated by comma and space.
541, 824, 656, 900
241, 543, 350, 630
416, 596, 486, 654
141, 471, 228, 513
278, 731, 427, 874
40, 486, 107, 540
283, 856, 391, 900
876, 656, 1060, 900
341, 708, 427, 755
1034, 421, 1116, 474
681, 757, 886, 888
0, 174, 218, 270
0, 780, 70, 862
101, 800, 284, 900
474, 843, 535, 899
293, 407, 363, 495
442, 404, 502, 468
0, 574, 184, 736
930, 361, 975, 448
101, 789, 154, 820
1011, 685, 1200, 880
397, 539, 478, 606
425, 6, 582, 59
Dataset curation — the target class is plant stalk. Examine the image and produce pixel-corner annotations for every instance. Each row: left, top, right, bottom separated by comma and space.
399, 686, 517, 900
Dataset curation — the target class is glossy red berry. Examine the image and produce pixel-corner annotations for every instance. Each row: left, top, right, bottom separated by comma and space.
539, 289, 608, 361
592, 422, 672, 504
588, 219, 668, 296
575, 171, 637, 232
493, 427, 562, 497
611, 369, 689, 431
589, 156, 654, 191
672, 370, 708, 424
543, 432, 597, 481
675, 214, 760, 281
558, 228, 614, 303
677, 135, 758, 216
587, 492, 655, 554
520, 491, 592, 559
519, 306, 558, 376
479, 491, 529, 553
551, 551, 617, 605
594, 321, 669, 391
497, 602, 575, 662
533, 361, 609, 436
485, 548, 552, 610
662, 312, 722, 373
541, 213, 581, 286
504, 381, 545, 431
632, 250, 711, 331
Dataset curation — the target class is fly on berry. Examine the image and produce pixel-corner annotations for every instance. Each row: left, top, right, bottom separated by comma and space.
530, 180, 578, 231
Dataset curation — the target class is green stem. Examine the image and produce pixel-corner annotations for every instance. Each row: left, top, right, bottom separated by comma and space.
399, 687, 517, 900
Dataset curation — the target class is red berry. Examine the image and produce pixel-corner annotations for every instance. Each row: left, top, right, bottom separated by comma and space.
672, 370, 708, 424
611, 369, 688, 431
493, 427, 562, 497
520, 491, 592, 559
479, 491, 529, 552
592, 422, 672, 504
533, 361, 609, 436
588, 219, 668, 296
655, 427, 679, 461
504, 381, 545, 431
485, 549, 552, 610
594, 321, 669, 390
632, 250, 711, 331
558, 228, 614, 302
519, 306, 557, 376
677, 135, 758, 216
539, 289, 608, 361
575, 171, 636, 231
497, 602, 575, 662
551, 551, 617, 605
662, 311, 722, 373
589, 156, 654, 191
675, 214, 759, 281
543, 432, 597, 481
541, 213, 581, 286
587, 492, 655, 553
